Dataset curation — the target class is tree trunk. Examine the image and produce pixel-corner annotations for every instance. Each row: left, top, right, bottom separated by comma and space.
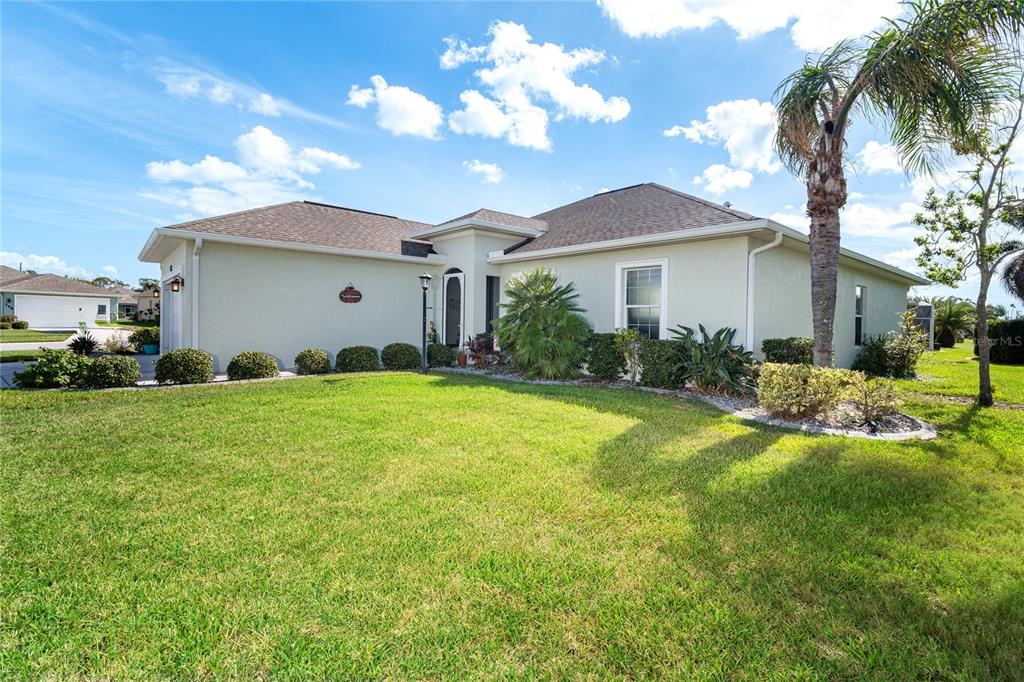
976, 272, 994, 406
805, 144, 847, 367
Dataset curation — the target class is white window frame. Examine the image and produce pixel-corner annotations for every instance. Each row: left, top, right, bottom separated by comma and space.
614, 258, 668, 340
854, 285, 866, 347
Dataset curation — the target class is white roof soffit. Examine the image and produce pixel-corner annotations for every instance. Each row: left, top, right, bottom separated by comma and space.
407, 218, 544, 241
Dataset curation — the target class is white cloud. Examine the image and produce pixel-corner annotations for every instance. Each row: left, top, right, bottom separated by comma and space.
463, 159, 504, 184
159, 73, 201, 97
0, 251, 91, 278
100, 265, 119, 277
881, 246, 922, 271
670, 99, 780, 174
346, 75, 443, 139
692, 164, 753, 195
769, 211, 809, 232
597, 0, 902, 52
858, 141, 903, 174
248, 93, 282, 117
442, 21, 630, 150
143, 126, 360, 217
209, 84, 233, 104
771, 200, 919, 239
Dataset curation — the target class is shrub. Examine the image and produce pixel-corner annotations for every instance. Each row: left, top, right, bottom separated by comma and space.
0, 314, 15, 323
13, 349, 92, 389
336, 346, 379, 373
615, 328, 643, 384
128, 327, 160, 351
427, 343, 457, 368
86, 355, 141, 388
294, 348, 331, 375
493, 269, 591, 380
155, 348, 214, 384
639, 339, 686, 389
464, 335, 490, 369
381, 342, 421, 370
11, 320, 29, 330
758, 363, 852, 418
586, 332, 624, 381
988, 319, 1024, 365
0, 322, 10, 330
102, 331, 133, 355
227, 351, 279, 380
852, 312, 926, 378
68, 331, 98, 355
672, 325, 756, 395
846, 373, 902, 426
761, 337, 813, 365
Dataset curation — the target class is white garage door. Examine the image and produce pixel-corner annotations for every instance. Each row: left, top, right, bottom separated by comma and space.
15, 295, 107, 329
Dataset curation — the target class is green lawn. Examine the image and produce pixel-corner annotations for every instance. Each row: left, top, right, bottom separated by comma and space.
0, 350, 43, 363
898, 341, 1024, 404
2, 373, 1023, 679
0, 329, 72, 343
96, 320, 158, 329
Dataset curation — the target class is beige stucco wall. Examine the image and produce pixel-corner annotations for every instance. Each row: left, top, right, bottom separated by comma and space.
753, 241, 910, 368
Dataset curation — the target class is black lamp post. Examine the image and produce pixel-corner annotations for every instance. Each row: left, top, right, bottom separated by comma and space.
418, 272, 432, 372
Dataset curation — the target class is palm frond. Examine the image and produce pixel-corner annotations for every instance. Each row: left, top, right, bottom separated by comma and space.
1003, 250, 1024, 302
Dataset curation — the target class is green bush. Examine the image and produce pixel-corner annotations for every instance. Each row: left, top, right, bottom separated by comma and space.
846, 373, 903, 425
128, 327, 160, 351
336, 346, 379, 373
11, 320, 29, 330
761, 337, 813, 364
294, 348, 331, 375
155, 348, 214, 384
0, 314, 15, 323
0, 322, 10, 330
586, 333, 625, 381
86, 355, 141, 388
671, 325, 755, 395
69, 331, 98, 356
493, 269, 591, 380
758, 363, 853, 418
639, 339, 686, 389
13, 349, 92, 389
427, 343, 457, 368
227, 351, 280, 380
852, 312, 926, 378
988, 319, 1024, 365
381, 342, 421, 370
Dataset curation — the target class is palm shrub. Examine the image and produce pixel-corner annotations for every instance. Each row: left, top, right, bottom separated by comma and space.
671, 325, 755, 395
294, 348, 331, 375
227, 351, 280, 380
932, 297, 974, 348
381, 343, 421, 370
86, 355, 141, 388
155, 348, 214, 384
493, 269, 591, 380
68, 330, 98, 355
336, 346, 379, 373
586, 332, 624, 381
13, 349, 92, 389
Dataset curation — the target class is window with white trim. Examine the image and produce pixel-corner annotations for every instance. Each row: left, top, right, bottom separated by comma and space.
624, 266, 663, 339
854, 285, 866, 346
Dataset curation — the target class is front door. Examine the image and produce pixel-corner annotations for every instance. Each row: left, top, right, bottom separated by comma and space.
443, 273, 464, 347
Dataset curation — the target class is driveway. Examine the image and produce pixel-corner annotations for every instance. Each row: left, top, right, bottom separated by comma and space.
0, 327, 131, 351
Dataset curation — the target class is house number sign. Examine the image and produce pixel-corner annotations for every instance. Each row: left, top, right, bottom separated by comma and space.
339, 285, 362, 303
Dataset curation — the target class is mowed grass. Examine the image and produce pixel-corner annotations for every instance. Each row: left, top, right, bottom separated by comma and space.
2, 373, 1023, 679
0, 350, 42, 363
0, 329, 72, 343
898, 341, 1024, 404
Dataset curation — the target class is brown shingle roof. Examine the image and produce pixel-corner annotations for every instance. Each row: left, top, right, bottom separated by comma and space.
163, 201, 435, 256
2, 274, 114, 295
508, 183, 760, 254
0, 265, 35, 286
434, 208, 548, 232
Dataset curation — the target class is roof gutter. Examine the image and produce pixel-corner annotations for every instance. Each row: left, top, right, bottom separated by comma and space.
745, 230, 784, 351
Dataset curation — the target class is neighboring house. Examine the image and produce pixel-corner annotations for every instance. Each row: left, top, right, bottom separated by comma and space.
0, 265, 118, 329
138, 182, 927, 369
135, 289, 160, 321
109, 286, 139, 319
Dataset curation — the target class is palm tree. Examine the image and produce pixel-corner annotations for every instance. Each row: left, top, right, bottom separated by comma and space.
1004, 252, 1024, 303
932, 297, 975, 347
774, 0, 1023, 366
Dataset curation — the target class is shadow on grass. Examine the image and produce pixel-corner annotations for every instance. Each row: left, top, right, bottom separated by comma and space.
430, 372, 1022, 678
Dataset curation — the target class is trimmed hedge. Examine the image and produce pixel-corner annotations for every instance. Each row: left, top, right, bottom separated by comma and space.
155, 348, 214, 385
294, 348, 331, 375
0, 322, 10, 330
639, 339, 685, 389
11, 320, 29, 330
988, 319, 1024, 365
87, 355, 141, 388
381, 342, 421, 370
761, 337, 813, 365
12, 349, 92, 389
227, 351, 280, 381
336, 346, 379, 373
428, 343, 457, 368
758, 363, 852, 418
586, 333, 624, 381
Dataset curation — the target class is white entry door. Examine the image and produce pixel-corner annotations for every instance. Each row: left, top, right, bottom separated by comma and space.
442, 272, 465, 347
161, 285, 182, 352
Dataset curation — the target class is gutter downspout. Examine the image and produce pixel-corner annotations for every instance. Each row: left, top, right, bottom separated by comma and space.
192, 237, 203, 349
745, 231, 784, 351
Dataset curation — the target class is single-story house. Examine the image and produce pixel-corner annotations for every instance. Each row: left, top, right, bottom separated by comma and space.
1, 265, 118, 329
138, 182, 927, 370
109, 286, 139, 319
135, 289, 160, 320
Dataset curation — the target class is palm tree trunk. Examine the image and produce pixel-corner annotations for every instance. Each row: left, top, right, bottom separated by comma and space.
976, 271, 994, 406
806, 147, 847, 367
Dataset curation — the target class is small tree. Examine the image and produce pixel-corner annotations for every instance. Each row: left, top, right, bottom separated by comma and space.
614, 327, 643, 384
914, 95, 1024, 405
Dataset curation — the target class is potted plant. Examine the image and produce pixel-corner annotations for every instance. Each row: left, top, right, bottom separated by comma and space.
129, 327, 161, 355
456, 350, 468, 367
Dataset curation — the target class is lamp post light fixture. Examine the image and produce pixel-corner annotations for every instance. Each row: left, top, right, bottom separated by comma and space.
418, 272, 432, 372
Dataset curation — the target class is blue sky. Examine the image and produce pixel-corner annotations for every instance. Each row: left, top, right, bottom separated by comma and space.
2, 1, 1018, 309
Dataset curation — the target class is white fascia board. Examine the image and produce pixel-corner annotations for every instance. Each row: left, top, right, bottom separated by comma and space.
138, 228, 446, 265
487, 219, 770, 263
407, 218, 544, 240
4, 290, 114, 298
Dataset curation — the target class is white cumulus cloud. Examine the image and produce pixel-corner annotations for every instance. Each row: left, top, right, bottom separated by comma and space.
858, 141, 903, 174
100, 265, 119, 276
670, 99, 780, 174
463, 159, 504, 184
441, 21, 630, 151
692, 164, 753, 195
145, 155, 248, 184
346, 75, 443, 139
597, 0, 902, 52
248, 93, 282, 117
0, 252, 92, 278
